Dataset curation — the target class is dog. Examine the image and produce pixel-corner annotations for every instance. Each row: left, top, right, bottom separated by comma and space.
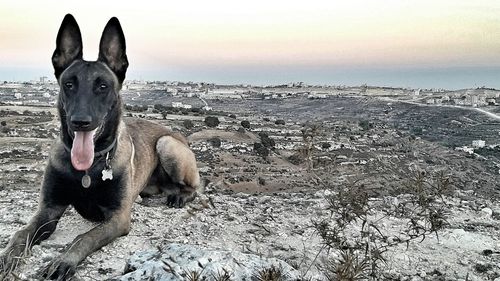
0, 14, 200, 280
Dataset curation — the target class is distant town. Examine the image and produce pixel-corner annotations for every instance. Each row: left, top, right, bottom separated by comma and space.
1, 77, 499, 110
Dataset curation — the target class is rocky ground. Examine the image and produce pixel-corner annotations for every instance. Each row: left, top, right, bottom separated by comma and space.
0, 95, 499, 280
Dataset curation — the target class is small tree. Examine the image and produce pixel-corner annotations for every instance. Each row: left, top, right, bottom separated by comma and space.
300, 124, 320, 171
241, 120, 251, 129
313, 170, 452, 280
204, 116, 220, 127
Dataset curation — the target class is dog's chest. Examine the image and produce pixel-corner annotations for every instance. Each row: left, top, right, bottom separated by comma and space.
71, 174, 124, 221
45, 164, 126, 222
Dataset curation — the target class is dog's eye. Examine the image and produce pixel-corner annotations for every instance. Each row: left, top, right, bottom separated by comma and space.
64, 82, 73, 89
99, 84, 108, 90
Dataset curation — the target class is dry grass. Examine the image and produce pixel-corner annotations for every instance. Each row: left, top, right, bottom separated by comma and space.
252, 265, 288, 281
211, 268, 233, 281
320, 249, 370, 281
185, 269, 205, 281
0, 238, 30, 280
0, 219, 60, 280
312, 170, 453, 280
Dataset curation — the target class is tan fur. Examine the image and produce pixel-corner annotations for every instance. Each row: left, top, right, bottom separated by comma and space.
49, 117, 200, 206
156, 135, 200, 188
117, 118, 200, 200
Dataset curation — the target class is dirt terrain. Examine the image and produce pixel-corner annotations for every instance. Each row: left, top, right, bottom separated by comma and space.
0, 95, 499, 280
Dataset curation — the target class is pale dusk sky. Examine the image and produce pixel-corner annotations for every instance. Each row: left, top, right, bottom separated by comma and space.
1, 0, 500, 89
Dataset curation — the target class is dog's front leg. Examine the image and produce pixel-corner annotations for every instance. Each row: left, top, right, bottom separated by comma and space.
0, 204, 67, 274
44, 208, 131, 280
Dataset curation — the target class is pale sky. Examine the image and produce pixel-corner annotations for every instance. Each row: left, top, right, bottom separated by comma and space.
1, 0, 500, 88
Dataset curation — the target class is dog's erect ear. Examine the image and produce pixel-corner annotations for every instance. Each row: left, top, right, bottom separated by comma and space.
52, 14, 83, 80
98, 17, 128, 83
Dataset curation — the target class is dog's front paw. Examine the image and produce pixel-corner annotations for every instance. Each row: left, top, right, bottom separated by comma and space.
0, 253, 14, 278
0, 250, 22, 277
43, 257, 76, 281
167, 191, 197, 208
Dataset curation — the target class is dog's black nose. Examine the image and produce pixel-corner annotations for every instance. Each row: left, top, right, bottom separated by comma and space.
70, 115, 92, 129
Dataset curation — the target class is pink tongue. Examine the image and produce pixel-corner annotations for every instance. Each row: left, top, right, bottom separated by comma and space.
71, 129, 96, 171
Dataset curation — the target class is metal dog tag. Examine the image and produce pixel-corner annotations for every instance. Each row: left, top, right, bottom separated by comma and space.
102, 169, 113, 181
82, 174, 91, 188
102, 152, 113, 181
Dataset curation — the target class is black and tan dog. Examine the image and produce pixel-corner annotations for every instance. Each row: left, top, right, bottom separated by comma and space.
0, 14, 200, 280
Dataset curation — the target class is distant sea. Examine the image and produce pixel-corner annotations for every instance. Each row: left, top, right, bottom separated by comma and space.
1, 65, 499, 90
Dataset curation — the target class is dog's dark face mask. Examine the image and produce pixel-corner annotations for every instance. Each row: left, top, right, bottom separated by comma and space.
52, 14, 128, 171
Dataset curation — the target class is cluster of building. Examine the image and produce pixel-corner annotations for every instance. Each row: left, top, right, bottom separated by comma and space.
1, 78, 500, 110
123, 80, 347, 101
422, 88, 500, 107
0, 79, 58, 106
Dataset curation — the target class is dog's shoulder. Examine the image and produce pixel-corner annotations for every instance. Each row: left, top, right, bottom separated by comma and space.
123, 117, 167, 131
123, 117, 187, 144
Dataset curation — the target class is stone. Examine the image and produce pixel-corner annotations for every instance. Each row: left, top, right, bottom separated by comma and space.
481, 207, 493, 217
118, 243, 300, 281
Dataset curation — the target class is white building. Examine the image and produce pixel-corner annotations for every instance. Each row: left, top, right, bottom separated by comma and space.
456, 146, 474, 154
172, 102, 192, 109
472, 140, 485, 148
172, 102, 183, 108
167, 88, 178, 96
307, 93, 327, 99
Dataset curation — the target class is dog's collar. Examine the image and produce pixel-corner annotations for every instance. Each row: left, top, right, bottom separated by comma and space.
95, 138, 118, 158
63, 137, 117, 159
